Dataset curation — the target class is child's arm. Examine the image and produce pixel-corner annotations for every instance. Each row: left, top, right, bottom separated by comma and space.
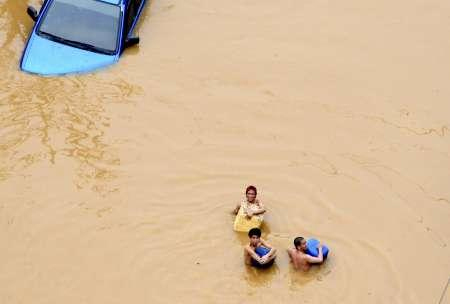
233, 203, 241, 215
249, 200, 266, 215
245, 246, 264, 264
287, 248, 299, 268
305, 245, 323, 264
260, 239, 277, 257
244, 249, 252, 265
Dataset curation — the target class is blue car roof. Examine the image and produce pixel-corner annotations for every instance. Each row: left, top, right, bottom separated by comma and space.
20, 0, 147, 75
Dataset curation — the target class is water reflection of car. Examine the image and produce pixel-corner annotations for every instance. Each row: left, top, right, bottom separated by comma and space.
20, 0, 147, 76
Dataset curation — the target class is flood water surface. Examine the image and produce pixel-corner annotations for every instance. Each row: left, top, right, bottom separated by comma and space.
1, 0, 449, 303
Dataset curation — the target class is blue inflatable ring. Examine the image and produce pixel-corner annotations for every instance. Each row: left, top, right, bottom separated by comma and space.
255, 246, 271, 257
306, 238, 329, 259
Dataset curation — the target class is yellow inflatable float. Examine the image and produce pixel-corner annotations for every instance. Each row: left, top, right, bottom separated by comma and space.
233, 201, 264, 232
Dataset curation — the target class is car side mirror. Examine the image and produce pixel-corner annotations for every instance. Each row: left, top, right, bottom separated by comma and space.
27, 6, 38, 22
124, 36, 140, 49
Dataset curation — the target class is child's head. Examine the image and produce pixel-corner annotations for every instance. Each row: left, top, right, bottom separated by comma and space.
248, 228, 261, 246
245, 185, 257, 202
294, 237, 307, 251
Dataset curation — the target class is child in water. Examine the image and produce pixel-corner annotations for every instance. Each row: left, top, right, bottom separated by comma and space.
233, 185, 266, 220
287, 236, 324, 271
233, 185, 266, 232
244, 228, 277, 267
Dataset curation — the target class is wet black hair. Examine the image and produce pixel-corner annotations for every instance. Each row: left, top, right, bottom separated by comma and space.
294, 237, 305, 249
248, 227, 262, 238
245, 185, 257, 195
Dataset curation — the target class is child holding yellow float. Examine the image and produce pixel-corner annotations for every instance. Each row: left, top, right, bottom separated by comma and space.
233, 185, 266, 232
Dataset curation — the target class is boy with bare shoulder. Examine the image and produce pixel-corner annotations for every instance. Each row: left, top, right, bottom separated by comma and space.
244, 228, 277, 268
287, 237, 324, 271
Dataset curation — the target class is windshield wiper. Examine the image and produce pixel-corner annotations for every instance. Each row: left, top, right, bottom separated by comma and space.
38, 31, 114, 55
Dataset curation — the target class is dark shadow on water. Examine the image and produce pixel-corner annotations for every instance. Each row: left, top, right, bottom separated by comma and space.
288, 264, 318, 289
287, 258, 333, 290
244, 262, 279, 288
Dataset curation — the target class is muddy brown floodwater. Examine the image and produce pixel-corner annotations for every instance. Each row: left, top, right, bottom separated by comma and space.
1, 0, 449, 303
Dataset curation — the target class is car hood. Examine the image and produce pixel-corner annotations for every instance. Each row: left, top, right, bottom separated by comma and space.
21, 34, 118, 76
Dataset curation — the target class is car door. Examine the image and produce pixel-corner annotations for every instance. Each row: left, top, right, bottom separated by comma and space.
125, 0, 143, 36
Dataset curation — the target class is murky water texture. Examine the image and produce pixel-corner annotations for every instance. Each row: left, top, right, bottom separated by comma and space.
1, 0, 449, 303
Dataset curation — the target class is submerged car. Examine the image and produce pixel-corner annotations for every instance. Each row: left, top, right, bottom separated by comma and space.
20, 0, 147, 76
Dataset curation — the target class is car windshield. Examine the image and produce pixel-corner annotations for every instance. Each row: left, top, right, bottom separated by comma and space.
38, 0, 121, 54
